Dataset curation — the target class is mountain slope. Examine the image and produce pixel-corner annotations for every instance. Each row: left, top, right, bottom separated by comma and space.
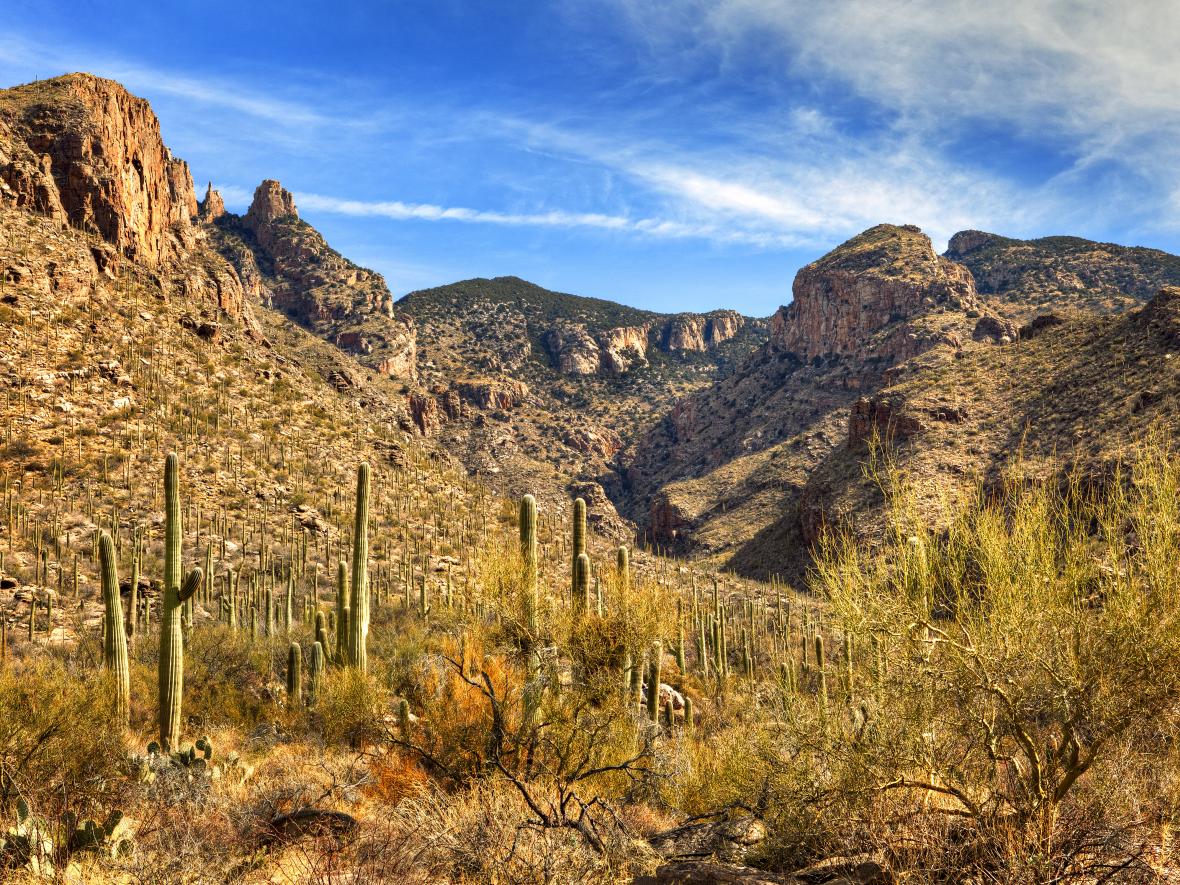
207, 180, 418, 379
396, 276, 765, 528
945, 228, 1180, 317
794, 285, 1180, 560
617, 224, 1013, 573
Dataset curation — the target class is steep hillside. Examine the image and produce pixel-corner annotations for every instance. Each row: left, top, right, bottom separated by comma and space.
397, 276, 765, 530
795, 285, 1180, 557
617, 224, 1016, 575
208, 180, 417, 379
945, 228, 1180, 317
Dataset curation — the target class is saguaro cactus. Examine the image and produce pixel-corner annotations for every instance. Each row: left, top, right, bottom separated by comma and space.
309, 641, 324, 705
287, 642, 302, 702
98, 532, 129, 726
571, 497, 586, 596
128, 540, 140, 646
815, 634, 828, 710
520, 495, 538, 650
159, 453, 203, 751
348, 463, 370, 672
574, 552, 591, 615
335, 561, 349, 665
314, 611, 331, 661
647, 640, 663, 722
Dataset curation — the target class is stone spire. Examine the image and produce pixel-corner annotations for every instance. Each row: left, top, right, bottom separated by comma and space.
245, 179, 298, 229
199, 181, 225, 221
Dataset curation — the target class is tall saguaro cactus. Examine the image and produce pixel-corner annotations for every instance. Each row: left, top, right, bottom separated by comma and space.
574, 552, 591, 615
347, 463, 370, 673
98, 532, 129, 726
287, 642, 302, 702
647, 640, 663, 722
309, 641, 324, 706
335, 561, 349, 665
159, 453, 203, 751
520, 495, 538, 651
571, 497, 586, 596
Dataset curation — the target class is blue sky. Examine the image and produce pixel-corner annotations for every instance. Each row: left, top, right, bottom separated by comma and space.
3, 1, 1180, 315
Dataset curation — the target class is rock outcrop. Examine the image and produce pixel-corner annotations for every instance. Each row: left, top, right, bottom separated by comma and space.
455, 378, 529, 411
600, 325, 650, 374
543, 323, 603, 375
847, 394, 925, 448
772, 224, 980, 363
0, 74, 260, 335
210, 180, 417, 378
0, 74, 197, 266
544, 311, 750, 376
199, 182, 225, 221
660, 311, 745, 352
662, 316, 708, 352
244, 179, 297, 228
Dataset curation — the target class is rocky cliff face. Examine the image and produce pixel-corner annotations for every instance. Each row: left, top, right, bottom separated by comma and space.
210, 180, 417, 379
0, 74, 197, 266
544, 311, 747, 375
660, 310, 744, 352
773, 224, 979, 362
619, 223, 1008, 572
0, 74, 260, 334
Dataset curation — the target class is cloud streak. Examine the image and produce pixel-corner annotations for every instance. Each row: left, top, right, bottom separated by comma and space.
293, 191, 802, 247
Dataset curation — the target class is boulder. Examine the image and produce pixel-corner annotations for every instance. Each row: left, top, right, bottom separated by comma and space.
635, 860, 793, 884
649, 815, 767, 864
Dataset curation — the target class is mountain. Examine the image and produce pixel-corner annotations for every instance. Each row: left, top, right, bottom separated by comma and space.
396, 276, 764, 531
616, 223, 1015, 572
3, 72, 1180, 883
617, 222, 1180, 580
0, 73, 259, 332
208, 180, 417, 378
945, 228, 1180, 317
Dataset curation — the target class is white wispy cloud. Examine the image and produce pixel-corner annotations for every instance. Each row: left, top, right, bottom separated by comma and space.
293, 190, 801, 247
0, 34, 358, 128
498, 113, 1038, 250
594, 0, 1180, 232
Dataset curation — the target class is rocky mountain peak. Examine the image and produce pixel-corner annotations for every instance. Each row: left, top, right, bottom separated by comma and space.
771, 223, 980, 362
0, 72, 197, 266
209, 179, 416, 379
945, 229, 1009, 258
199, 181, 226, 221
245, 179, 298, 229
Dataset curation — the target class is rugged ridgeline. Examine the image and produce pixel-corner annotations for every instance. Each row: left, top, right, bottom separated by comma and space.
617, 224, 1011, 571
207, 180, 417, 378
0, 73, 464, 629
0, 74, 259, 332
396, 277, 764, 531
945, 228, 1180, 317
621, 223, 1180, 580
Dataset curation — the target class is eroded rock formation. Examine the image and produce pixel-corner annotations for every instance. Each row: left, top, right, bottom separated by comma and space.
772, 224, 980, 363
0, 73, 259, 334
210, 180, 417, 378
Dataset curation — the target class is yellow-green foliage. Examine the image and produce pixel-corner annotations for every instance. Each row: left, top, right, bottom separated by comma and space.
763, 441, 1180, 873
0, 658, 128, 816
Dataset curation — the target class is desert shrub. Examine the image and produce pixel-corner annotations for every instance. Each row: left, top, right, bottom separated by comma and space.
755, 442, 1180, 877
131, 623, 276, 735
0, 657, 129, 817
316, 669, 390, 750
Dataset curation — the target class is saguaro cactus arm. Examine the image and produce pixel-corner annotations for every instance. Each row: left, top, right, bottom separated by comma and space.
178, 568, 203, 603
